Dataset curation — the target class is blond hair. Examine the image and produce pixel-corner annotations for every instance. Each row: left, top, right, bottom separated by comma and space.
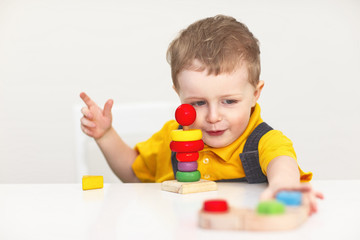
167, 15, 261, 89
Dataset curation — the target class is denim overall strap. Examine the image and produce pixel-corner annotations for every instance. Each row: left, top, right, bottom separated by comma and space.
239, 122, 273, 183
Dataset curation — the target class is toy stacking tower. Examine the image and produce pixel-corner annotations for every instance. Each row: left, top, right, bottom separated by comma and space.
161, 104, 217, 194
171, 104, 202, 182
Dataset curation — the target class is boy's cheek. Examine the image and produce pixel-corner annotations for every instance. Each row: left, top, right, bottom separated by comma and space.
191, 122, 201, 130
191, 117, 205, 130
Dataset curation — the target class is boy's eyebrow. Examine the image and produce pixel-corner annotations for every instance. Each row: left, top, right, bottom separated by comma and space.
183, 97, 204, 101
184, 94, 244, 101
220, 94, 244, 98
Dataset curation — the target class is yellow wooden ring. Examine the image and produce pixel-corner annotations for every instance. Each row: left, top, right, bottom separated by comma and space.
171, 129, 202, 142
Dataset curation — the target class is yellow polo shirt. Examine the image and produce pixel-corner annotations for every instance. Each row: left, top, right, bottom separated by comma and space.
132, 104, 312, 183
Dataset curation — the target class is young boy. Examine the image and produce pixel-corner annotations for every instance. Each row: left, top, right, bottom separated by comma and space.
80, 15, 323, 214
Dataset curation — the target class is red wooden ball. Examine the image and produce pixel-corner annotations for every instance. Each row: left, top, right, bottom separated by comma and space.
175, 104, 196, 126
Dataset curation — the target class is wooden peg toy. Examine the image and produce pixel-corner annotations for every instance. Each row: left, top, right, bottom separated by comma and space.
161, 104, 217, 194
199, 191, 310, 231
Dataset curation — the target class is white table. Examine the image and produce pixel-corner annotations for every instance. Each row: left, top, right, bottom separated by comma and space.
1, 180, 359, 240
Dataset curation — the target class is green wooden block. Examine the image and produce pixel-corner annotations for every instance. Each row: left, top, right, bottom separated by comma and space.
257, 200, 286, 215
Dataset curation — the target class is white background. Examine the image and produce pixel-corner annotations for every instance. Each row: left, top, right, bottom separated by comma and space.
1, 0, 359, 183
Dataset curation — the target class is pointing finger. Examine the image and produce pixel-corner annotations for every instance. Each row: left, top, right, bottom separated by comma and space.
80, 92, 96, 108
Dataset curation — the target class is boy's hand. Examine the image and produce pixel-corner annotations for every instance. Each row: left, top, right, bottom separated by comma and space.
79, 92, 113, 139
260, 183, 324, 216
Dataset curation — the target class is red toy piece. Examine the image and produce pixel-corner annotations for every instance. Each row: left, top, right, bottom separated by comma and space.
170, 140, 204, 152
203, 200, 229, 212
176, 152, 200, 162
175, 104, 196, 126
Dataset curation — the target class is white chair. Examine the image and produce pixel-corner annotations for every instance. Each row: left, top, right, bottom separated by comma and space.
74, 101, 179, 183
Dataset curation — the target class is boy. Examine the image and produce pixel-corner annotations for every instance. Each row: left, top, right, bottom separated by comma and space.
80, 15, 323, 214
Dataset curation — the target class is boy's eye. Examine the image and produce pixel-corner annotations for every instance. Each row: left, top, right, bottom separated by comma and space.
222, 99, 238, 104
191, 101, 206, 106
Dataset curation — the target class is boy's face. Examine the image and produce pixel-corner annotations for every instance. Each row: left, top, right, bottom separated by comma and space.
175, 62, 263, 148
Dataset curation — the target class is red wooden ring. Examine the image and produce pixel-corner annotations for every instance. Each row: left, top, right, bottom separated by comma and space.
203, 200, 229, 212
170, 140, 204, 152
176, 152, 199, 162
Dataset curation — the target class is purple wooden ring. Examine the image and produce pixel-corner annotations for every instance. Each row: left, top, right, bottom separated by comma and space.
178, 161, 198, 172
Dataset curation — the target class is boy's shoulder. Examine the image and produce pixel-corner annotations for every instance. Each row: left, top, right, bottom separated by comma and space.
258, 129, 296, 160
260, 129, 293, 146
162, 119, 179, 131
151, 120, 179, 138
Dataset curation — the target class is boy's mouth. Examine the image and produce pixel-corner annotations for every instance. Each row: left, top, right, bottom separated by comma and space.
206, 130, 225, 136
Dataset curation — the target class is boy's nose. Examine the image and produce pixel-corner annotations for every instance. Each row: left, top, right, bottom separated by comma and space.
206, 106, 222, 123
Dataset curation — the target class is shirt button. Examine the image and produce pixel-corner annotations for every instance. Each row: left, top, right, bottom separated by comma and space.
204, 174, 210, 179
203, 158, 209, 164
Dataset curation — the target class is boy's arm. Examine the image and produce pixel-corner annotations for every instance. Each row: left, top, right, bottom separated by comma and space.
80, 92, 140, 183
266, 155, 300, 190
95, 127, 141, 183
262, 156, 324, 215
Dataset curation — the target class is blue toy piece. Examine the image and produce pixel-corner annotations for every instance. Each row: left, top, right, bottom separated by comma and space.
276, 191, 302, 206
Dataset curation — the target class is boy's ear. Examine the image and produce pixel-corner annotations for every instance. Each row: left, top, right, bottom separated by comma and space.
253, 80, 264, 106
173, 85, 180, 95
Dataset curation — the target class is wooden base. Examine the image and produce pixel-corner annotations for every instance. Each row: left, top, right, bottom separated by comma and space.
199, 204, 309, 231
161, 179, 217, 194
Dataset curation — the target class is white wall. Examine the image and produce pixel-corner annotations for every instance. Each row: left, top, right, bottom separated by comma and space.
1, 0, 359, 183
